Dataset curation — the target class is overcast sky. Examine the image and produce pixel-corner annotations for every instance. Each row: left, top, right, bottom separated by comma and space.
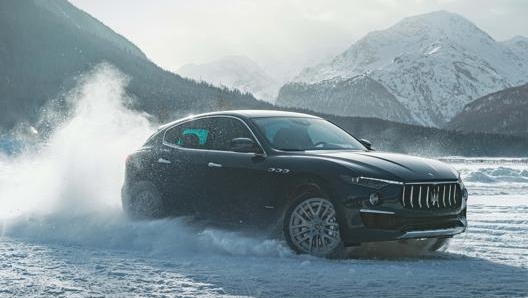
69, 0, 528, 78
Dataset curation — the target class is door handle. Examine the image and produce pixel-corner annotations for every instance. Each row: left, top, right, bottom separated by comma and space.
157, 158, 172, 164
208, 162, 223, 168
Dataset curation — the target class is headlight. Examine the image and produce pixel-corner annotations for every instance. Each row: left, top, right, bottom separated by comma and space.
458, 177, 468, 201
340, 175, 403, 189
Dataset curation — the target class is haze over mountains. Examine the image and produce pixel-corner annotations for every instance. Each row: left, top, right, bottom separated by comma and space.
277, 11, 528, 128
0, 0, 270, 130
178, 56, 280, 103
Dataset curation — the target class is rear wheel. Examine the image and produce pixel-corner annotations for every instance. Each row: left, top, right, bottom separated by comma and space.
123, 181, 165, 219
284, 193, 343, 258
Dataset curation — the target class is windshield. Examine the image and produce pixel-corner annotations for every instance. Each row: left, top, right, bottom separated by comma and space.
252, 117, 366, 151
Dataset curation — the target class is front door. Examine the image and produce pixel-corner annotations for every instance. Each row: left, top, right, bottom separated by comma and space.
203, 117, 277, 226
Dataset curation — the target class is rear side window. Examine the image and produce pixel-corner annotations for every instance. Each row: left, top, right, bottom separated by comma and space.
164, 118, 212, 149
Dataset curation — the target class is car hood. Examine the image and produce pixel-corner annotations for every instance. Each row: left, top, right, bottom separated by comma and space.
310, 151, 459, 182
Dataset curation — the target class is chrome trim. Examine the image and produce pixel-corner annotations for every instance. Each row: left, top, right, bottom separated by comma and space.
410, 186, 414, 208
157, 158, 171, 164
398, 226, 466, 239
358, 177, 404, 185
208, 162, 223, 168
442, 185, 446, 207
401, 182, 461, 210
425, 186, 430, 208
418, 186, 422, 208
359, 209, 396, 215
401, 186, 406, 207
404, 180, 458, 185
448, 184, 452, 206
453, 185, 457, 205
161, 115, 268, 157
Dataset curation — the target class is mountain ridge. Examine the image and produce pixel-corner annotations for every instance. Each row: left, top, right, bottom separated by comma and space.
278, 10, 528, 127
447, 82, 528, 135
0, 0, 270, 130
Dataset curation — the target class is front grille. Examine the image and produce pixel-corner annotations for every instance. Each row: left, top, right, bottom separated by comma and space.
401, 183, 461, 210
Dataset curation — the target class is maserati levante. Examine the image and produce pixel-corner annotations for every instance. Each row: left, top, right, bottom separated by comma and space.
122, 110, 468, 257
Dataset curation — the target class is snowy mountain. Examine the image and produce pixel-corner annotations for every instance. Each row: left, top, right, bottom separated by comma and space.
503, 35, 528, 57
277, 11, 528, 127
278, 75, 415, 123
447, 82, 528, 136
178, 56, 280, 103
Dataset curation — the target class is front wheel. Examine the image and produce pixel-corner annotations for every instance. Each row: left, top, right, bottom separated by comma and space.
283, 194, 344, 258
122, 181, 165, 219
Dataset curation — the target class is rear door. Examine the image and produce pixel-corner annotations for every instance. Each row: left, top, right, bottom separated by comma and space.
158, 118, 213, 216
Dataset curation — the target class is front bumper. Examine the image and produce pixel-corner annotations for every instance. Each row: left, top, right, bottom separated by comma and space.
336, 180, 468, 245
398, 226, 466, 239
339, 208, 467, 245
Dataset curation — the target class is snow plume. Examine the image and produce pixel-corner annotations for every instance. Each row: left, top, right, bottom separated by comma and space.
0, 63, 152, 218
0, 63, 290, 258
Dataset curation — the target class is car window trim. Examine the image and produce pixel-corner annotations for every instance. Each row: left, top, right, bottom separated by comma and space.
162, 115, 267, 156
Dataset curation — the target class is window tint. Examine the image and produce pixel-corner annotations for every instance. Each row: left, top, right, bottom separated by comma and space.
164, 118, 212, 149
210, 117, 254, 151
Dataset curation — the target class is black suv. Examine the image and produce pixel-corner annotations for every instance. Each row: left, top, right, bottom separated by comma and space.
122, 110, 468, 257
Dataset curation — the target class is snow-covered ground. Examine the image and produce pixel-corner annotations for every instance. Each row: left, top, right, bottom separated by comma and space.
0, 159, 526, 298
1, 66, 526, 297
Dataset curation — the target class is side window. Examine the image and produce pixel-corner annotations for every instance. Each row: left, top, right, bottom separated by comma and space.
164, 118, 213, 149
210, 117, 254, 151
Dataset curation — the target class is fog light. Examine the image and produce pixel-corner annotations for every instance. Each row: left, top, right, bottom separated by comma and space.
369, 193, 382, 205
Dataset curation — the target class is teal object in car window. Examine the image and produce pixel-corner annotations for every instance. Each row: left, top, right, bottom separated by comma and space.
182, 128, 209, 145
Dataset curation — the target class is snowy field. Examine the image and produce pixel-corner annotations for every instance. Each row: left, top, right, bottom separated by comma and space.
1, 158, 527, 298
1, 66, 527, 297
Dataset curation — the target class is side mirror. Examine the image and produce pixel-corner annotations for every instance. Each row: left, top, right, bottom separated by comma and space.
230, 137, 258, 153
359, 138, 373, 150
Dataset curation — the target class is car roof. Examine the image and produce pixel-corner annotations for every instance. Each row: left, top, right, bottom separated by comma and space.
158, 109, 321, 130
199, 109, 320, 119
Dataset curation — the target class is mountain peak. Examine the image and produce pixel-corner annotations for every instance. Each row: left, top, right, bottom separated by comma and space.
385, 10, 494, 43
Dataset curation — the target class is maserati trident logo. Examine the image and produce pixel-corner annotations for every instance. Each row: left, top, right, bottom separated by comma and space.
430, 187, 440, 206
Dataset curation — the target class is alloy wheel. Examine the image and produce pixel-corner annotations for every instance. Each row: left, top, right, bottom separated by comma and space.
287, 197, 341, 255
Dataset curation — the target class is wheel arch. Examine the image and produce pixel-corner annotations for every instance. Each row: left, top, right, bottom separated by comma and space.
275, 172, 342, 225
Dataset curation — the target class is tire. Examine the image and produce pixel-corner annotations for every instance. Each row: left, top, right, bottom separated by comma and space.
122, 181, 165, 219
283, 191, 344, 258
